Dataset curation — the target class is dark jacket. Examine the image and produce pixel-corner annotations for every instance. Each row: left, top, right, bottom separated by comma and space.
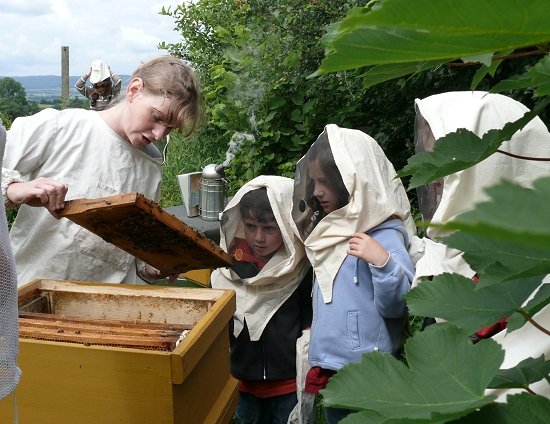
229, 262, 313, 381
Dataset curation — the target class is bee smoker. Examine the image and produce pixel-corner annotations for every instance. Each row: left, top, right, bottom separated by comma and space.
199, 164, 226, 221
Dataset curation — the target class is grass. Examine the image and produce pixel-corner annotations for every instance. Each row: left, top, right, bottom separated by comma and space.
158, 129, 228, 207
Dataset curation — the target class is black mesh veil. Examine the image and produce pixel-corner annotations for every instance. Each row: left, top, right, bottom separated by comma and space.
414, 107, 443, 222
291, 130, 348, 240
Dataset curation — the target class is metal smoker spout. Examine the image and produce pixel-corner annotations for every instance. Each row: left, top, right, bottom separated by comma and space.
214, 164, 225, 176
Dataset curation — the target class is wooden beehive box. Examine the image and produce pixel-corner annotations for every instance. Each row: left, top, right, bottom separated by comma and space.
0, 279, 239, 424
58, 192, 233, 274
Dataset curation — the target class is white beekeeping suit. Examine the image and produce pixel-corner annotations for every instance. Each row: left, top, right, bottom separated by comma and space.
413, 91, 550, 401
0, 122, 20, 400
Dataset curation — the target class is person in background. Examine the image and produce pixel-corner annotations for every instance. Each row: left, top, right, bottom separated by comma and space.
211, 175, 312, 424
75, 59, 122, 110
412, 91, 550, 399
2, 55, 200, 286
291, 124, 416, 423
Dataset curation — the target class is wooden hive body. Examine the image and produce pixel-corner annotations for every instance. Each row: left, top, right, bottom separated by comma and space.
0, 279, 238, 424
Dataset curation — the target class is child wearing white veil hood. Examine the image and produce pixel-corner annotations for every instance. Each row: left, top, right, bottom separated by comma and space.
211, 175, 312, 423
291, 124, 416, 423
413, 91, 550, 401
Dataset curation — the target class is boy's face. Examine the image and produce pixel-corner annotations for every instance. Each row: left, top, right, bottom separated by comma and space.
308, 159, 339, 214
243, 216, 283, 261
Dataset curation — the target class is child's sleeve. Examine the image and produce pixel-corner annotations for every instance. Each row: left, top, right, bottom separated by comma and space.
369, 228, 415, 318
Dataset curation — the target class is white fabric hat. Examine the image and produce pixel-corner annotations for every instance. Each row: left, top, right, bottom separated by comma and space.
413, 91, 550, 283
90, 60, 110, 83
291, 124, 416, 303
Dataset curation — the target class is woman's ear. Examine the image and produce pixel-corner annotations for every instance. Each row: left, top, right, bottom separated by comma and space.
127, 77, 144, 101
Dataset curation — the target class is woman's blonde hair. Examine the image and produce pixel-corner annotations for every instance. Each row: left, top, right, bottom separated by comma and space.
132, 55, 201, 135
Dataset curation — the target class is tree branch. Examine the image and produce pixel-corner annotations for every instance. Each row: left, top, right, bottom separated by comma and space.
517, 309, 550, 336
497, 149, 550, 161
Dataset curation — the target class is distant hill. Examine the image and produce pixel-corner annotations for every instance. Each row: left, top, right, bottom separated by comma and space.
1, 75, 130, 102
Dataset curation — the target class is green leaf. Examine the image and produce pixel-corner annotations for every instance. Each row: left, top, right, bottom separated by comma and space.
398, 101, 548, 189
362, 61, 444, 89
470, 50, 512, 90
441, 178, 550, 251
455, 393, 550, 423
506, 284, 550, 331
303, 100, 316, 114
322, 325, 501, 420
263, 110, 277, 122
490, 72, 533, 92
461, 53, 494, 67
438, 178, 550, 286
269, 96, 286, 109
442, 228, 550, 287
290, 108, 303, 122
341, 411, 456, 424
315, 0, 550, 74
528, 54, 550, 97
405, 274, 541, 335
489, 356, 550, 389
290, 93, 304, 106
492, 55, 550, 96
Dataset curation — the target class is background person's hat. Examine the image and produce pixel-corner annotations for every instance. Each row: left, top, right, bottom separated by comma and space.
90, 60, 111, 83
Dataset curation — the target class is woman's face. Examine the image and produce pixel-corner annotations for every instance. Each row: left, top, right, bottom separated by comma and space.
120, 79, 175, 148
308, 159, 340, 214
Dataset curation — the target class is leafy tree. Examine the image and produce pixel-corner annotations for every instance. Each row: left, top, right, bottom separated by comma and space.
158, 0, 538, 207
312, 0, 550, 422
0, 77, 39, 122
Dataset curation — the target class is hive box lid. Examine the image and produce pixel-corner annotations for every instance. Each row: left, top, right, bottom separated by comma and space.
59, 192, 233, 274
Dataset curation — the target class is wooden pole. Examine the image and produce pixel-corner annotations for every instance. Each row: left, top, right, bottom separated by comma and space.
61, 46, 69, 105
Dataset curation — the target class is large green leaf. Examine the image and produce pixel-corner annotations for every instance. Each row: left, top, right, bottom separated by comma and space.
489, 356, 550, 390
453, 393, 550, 423
441, 178, 550, 250
443, 231, 550, 288
322, 325, 502, 420
397, 103, 547, 189
492, 55, 550, 97
315, 0, 550, 74
405, 274, 541, 335
438, 178, 550, 287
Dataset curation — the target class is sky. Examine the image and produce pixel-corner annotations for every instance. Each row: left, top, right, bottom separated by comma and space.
0, 0, 186, 77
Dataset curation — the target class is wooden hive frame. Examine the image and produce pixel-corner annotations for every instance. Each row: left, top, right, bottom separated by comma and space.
59, 192, 233, 274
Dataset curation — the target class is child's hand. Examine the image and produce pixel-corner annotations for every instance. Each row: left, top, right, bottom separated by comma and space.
347, 232, 389, 267
140, 264, 179, 284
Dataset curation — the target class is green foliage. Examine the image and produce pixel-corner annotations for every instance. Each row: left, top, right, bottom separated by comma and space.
489, 356, 550, 390
157, 128, 229, 207
0, 77, 39, 121
158, 1, 538, 202
324, 325, 502, 422
432, 178, 550, 290
314, 0, 550, 77
313, 0, 550, 422
407, 275, 543, 335
159, 0, 428, 194
453, 393, 550, 424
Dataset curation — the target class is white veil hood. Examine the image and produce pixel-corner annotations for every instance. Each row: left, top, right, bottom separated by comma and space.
292, 124, 415, 303
210, 175, 309, 341
414, 91, 550, 282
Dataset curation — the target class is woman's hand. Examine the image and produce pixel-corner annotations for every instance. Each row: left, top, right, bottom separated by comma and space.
6, 177, 68, 218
